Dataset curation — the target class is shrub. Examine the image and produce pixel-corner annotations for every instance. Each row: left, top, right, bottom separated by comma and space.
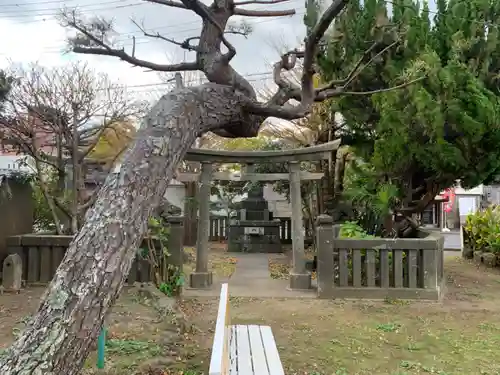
464, 206, 500, 253
339, 221, 376, 239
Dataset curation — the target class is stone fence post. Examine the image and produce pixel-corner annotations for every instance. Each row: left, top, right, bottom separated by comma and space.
422, 234, 443, 290
316, 215, 335, 298
166, 216, 184, 272
2, 253, 22, 293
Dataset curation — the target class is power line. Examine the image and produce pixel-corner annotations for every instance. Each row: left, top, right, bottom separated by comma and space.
0, 10, 304, 56
0, 0, 296, 7
88, 71, 274, 95
8, 0, 492, 58
122, 70, 274, 91
3, 0, 497, 56
0, 1, 146, 18
1, 0, 84, 6
0, 0, 301, 20
124, 76, 274, 96
3, 0, 497, 32
5, 72, 275, 94
0, 0, 141, 14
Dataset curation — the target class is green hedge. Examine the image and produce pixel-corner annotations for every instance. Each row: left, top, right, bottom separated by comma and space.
464, 206, 500, 254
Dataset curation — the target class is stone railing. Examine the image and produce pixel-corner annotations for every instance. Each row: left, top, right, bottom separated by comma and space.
2, 217, 184, 287
316, 215, 445, 300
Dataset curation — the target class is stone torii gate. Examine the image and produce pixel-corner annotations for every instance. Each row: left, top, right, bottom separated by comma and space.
175, 140, 341, 291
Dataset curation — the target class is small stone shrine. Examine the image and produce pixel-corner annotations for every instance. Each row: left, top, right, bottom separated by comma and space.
228, 170, 282, 253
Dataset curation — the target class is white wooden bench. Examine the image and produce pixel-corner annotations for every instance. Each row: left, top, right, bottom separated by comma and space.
208, 283, 285, 375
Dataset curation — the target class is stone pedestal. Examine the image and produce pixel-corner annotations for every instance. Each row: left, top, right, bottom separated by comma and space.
289, 272, 312, 290
189, 272, 213, 289
228, 220, 282, 253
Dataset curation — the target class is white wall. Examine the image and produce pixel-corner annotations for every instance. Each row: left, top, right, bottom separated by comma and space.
454, 185, 484, 196
163, 179, 186, 215
163, 181, 292, 217
0, 155, 31, 172
458, 196, 477, 216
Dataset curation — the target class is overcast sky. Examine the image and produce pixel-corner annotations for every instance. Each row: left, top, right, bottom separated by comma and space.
0, 0, 440, 104
0, 0, 307, 101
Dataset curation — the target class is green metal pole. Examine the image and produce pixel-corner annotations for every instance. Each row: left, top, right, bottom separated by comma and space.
97, 327, 106, 369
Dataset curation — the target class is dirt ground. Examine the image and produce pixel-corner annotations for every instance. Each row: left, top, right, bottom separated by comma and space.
0, 243, 238, 375
268, 244, 316, 279
183, 242, 237, 280
0, 286, 187, 375
1, 255, 500, 374
180, 256, 500, 375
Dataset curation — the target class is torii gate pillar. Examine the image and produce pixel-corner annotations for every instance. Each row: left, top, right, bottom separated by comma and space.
288, 161, 311, 290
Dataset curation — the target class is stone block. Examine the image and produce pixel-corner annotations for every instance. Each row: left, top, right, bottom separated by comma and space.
228, 220, 282, 253
288, 272, 312, 290
473, 251, 483, 264
189, 272, 213, 289
462, 247, 474, 259
482, 253, 496, 268
2, 253, 22, 293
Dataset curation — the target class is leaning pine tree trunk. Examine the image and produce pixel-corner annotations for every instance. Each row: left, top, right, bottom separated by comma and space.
0, 84, 248, 375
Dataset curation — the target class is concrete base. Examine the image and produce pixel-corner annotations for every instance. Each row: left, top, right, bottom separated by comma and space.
288, 272, 312, 290
189, 271, 213, 289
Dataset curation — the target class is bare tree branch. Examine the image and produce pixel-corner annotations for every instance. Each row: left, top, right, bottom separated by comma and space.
247, 2, 427, 121
301, 0, 349, 107
233, 8, 296, 17
71, 44, 199, 72
1, 61, 144, 233
226, 22, 253, 37
180, 0, 237, 61
61, 10, 200, 72
143, 0, 187, 9
247, 73, 426, 120
331, 76, 426, 96
131, 19, 202, 52
63, 0, 425, 135
317, 40, 398, 92
234, 0, 291, 5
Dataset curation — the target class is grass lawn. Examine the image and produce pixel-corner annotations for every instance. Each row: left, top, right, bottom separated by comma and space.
179, 256, 500, 375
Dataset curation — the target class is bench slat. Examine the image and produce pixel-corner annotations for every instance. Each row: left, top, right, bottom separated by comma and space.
234, 325, 253, 375
247, 325, 270, 375
209, 284, 284, 375
229, 326, 237, 375
259, 325, 285, 375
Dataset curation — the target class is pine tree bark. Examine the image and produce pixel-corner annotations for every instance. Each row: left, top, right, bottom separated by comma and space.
0, 84, 251, 375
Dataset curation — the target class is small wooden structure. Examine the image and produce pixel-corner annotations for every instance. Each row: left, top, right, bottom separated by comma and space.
209, 283, 284, 375
316, 215, 445, 300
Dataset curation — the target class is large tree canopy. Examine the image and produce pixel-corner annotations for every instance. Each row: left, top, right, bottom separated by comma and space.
317, 0, 500, 215
0, 1, 425, 374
